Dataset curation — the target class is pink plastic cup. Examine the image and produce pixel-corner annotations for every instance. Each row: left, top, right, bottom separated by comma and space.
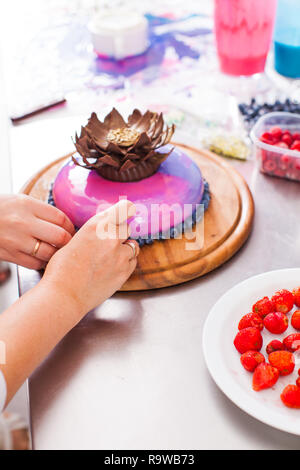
214, 0, 277, 76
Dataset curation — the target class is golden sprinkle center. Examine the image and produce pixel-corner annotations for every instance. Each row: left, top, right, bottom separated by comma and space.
107, 128, 140, 147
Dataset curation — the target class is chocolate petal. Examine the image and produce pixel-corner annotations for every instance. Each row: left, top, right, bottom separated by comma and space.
104, 108, 127, 130
119, 159, 136, 172
152, 113, 164, 139
132, 131, 151, 149
106, 141, 127, 155
86, 113, 109, 134
99, 154, 121, 168
126, 153, 142, 160
75, 136, 95, 158
85, 114, 109, 148
155, 124, 175, 149
134, 110, 154, 132
79, 126, 88, 139
155, 147, 174, 162
142, 150, 156, 161
128, 109, 142, 126
72, 155, 94, 169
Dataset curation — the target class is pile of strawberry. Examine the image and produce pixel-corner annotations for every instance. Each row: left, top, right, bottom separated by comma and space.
233, 287, 300, 408
258, 127, 300, 181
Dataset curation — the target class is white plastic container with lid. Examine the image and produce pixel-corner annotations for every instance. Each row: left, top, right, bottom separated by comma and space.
250, 112, 300, 182
89, 10, 149, 60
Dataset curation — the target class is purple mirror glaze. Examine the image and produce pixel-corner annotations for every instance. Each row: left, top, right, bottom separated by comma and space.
53, 146, 204, 238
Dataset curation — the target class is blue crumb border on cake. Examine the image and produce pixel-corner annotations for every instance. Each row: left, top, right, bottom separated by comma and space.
48, 181, 210, 247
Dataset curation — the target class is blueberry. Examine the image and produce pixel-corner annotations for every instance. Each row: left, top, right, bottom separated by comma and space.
138, 238, 145, 247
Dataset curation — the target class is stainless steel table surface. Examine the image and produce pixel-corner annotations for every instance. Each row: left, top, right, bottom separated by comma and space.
10, 118, 300, 450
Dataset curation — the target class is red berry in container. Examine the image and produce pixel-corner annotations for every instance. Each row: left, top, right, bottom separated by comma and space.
260, 132, 274, 145
291, 310, 300, 331
238, 312, 264, 331
270, 126, 283, 140
252, 363, 279, 391
252, 296, 275, 318
234, 327, 263, 354
268, 351, 295, 376
296, 378, 300, 388
263, 312, 289, 334
281, 133, 293, 147
263, 160, 277, 173
279, 153, 291, 171
292, 287, 300, 307
298, 368, 300, 376
292, 132, 300, 141
271, 289, 294, 314
281, 385, 300, 408
277, 142, 289, 149
283, 334, 300, 352
266, 339, 285, 355
240, 351, 265, 372
290, 140, 300, 151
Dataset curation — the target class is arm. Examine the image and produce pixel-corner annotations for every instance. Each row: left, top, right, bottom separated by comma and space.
0, 200, 139, 406
0, 281, 82, 406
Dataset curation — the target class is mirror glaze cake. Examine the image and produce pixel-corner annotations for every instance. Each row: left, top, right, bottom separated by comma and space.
51, 109, 210, 245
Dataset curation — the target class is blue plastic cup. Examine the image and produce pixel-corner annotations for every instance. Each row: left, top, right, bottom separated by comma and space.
274, 0, 300, 78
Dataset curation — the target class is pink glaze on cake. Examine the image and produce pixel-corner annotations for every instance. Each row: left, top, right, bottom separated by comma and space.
53, 146, 204, 238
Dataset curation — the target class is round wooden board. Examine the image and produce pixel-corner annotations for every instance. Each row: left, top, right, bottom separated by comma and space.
20, 143, 254, 291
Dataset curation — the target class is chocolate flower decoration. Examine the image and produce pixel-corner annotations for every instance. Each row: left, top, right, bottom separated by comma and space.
72, 108, 175, 182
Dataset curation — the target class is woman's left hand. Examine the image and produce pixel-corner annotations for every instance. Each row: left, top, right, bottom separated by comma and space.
0, 195, 75, 270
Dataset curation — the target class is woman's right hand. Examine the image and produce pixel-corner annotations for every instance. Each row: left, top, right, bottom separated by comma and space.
42, 200, 140, 316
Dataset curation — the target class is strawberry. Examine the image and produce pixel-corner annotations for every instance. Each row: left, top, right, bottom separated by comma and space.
240, 351, 265, 372
252, 363, 279, 391
263, 160, 277, 173
292, 287, 300, 308
296, 378, 300, 388
234, 327, 263, 354
279, 153, 291, 170
291, 140, 300, 151
281, 133, 293, 147
268, 351, 295, 376
260, 132, 274, 145
292, 132, 300, 141
266, 339, 285, 355
276, 142, 289, 149
291, 310, 300, 331
263, 311, 289, 334
271, 289, 294, 314
270, 126, 283, 140
283, 334, 300, 352
252, 296, 275, 318
238, 312, 264, 331
281, 385, 300, 408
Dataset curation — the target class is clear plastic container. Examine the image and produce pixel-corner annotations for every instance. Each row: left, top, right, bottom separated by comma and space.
250, 112, 300, 182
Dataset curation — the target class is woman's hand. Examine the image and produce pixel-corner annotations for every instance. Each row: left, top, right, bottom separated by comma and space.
0, 195, 75, 270
42, 200, 139, 315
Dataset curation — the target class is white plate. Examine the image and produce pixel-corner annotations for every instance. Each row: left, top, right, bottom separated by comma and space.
203, 268, 300, 436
